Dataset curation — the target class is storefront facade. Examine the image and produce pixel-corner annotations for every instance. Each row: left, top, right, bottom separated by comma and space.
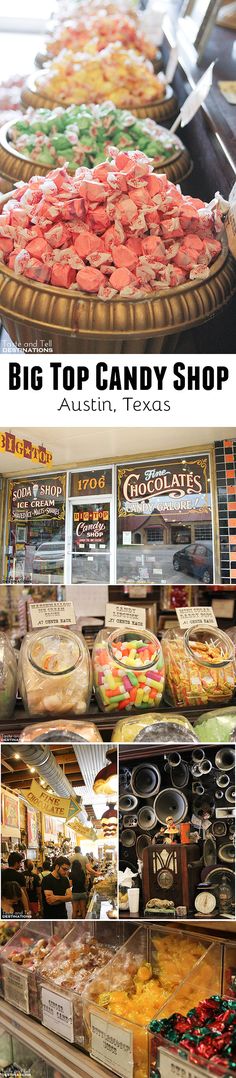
1, 439, 235, 586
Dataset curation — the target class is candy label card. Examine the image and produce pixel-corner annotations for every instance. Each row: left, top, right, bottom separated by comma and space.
159, 1047, 210, 1078
105, 603, 146, 629
90, 1011, 133, 1078
3, 967, 29, 1013
176, 605, 217, 628
41, 987, 74, 1042
30, 601, 76, 628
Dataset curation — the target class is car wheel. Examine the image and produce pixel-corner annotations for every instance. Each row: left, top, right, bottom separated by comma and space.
202, 569, 211, 584
173, 557, 180, 571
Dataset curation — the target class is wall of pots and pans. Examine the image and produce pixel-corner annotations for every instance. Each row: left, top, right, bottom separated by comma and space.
119, 746, 235, 909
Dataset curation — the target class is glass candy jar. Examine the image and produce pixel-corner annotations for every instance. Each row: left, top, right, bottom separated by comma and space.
162, 625, 235, 709
18, 627, 92, 716
93, 627, 165, 713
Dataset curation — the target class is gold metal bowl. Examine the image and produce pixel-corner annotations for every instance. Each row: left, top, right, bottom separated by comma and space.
0, 202, 235, 353
0, 119, 192, 189
21, 75, 178, 123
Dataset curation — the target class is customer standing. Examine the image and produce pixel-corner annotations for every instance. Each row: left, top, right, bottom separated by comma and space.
41, 856, 72, 919
1, 852, 29, 914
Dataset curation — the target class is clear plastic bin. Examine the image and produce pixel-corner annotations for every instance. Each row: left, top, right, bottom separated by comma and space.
1, 921, 70, 1019
38, 922, 129, 1046
18, 626, 92, 716
93, 628, 165, 713
162, 626, 236, 710
84, 925, 222, 1078
0, 633, 17, 720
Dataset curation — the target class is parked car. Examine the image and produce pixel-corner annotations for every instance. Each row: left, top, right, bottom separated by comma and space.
33, 541, 65, 574
173, 541, 213, 583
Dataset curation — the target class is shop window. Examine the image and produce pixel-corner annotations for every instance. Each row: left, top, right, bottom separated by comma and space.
147, 528, 164, 542
116, 453, 214, 584
195, 525, 212, 540
4, 474, 66, 585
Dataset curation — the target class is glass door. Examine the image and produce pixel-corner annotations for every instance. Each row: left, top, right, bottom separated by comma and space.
68, 496, 113, 583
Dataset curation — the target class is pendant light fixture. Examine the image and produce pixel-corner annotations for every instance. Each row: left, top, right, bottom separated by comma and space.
93, 755, 118, 798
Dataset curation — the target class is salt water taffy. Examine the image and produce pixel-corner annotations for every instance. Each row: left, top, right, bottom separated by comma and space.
93, 628, 165, 712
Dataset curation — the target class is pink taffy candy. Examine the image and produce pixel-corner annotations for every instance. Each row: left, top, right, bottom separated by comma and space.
51, 264, 77, 288
74, 233, 104, 257
0, 237, 13, 256
76, 266, 105, 292
46, 224, 69, 247
26, 237, 51, 259
127, 237, 143, 255
109, 267, 134, 289
79, 180, 107, 202
112, 244, 137, 270
24, 259, 51, 283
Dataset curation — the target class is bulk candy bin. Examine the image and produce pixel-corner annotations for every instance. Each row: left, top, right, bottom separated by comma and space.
93, 627, 165, 713
18, 626, 92, 716
162, 626, 236, 710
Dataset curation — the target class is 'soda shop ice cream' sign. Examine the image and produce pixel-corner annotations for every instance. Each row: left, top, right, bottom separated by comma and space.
9, 474, 66, 522
118, 455, 211, 516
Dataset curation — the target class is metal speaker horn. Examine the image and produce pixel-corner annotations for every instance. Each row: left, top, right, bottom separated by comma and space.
199, 759, 212, 775
215, 748, 235, 772
225, 785, 235, 804
215, 789, 224, 800
131, 764, 161, 799
191, 748, 206, 765
136, 834, 151, 860
170, 761, 189, 789
192, 782, 205, 795
167, 751, 181, 768
137, 805, 157, 831
216, 773, 230, 789
154, 788, 188, 825
191, 762, 203, 778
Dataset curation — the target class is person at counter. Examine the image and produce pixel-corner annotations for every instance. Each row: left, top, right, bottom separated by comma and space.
41, 856, 72, 919
24, 859, 42, 917
1, 852, 29, 914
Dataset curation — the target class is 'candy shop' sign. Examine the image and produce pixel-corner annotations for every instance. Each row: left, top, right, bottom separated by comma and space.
0, 430, 52, 463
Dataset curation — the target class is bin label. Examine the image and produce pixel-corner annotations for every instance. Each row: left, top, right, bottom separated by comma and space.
90, 1011, 133, 1078
176, 605, 217, 628
105, 602, 146, 629
30, 601, 75, 628
159, 1047, 210, 1078
3, 966, 29, 1013
41, 987, 74, 1042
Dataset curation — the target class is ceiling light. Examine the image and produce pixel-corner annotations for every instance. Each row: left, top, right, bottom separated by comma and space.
93, 760, 118, 798
14, 753, 20, 760
30, 767, 35, 773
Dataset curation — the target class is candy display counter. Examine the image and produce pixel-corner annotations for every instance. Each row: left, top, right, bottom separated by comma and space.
0, 923, 71, 1019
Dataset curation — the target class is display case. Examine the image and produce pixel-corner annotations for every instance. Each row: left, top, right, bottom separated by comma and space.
93, 628, 165, 714
38, 923, 129, 1046
162, 626, 236, 709
18, 627, 92, 717
84, 925, 222, 1078
0, 921, 70, 1018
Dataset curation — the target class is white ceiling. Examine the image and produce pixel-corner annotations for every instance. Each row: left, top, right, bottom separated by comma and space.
1, 427, 235, 476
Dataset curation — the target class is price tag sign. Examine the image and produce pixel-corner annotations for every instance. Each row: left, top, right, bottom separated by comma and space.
30, 601, 76, 629
171, 61, 215, 131
91, 1011, 133, 1078
159, 1047, 210, 1078
176, 605, 217, 629
105, 603, 146, 630
42, 987, 74, 1042
3, 967, 29, 1013
123, 532, 132, 546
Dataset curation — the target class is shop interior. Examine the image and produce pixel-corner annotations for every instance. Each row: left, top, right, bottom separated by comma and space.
0, 582, 236, 743
1, 742, 118, 920
0, 920, 236, 1078
119, 743, 235, 920
0, 0, 235, 353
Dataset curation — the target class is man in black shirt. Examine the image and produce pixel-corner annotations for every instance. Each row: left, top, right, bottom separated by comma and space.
2, 852, 29, 914
42, 856, 72, 919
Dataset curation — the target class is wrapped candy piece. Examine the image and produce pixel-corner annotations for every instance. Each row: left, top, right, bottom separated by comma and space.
35, 43, 165, 108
